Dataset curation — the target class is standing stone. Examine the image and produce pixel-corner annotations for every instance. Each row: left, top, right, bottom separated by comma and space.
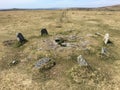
101, 47, 109, 57
77, 55, 88, 66
101, 47, 107, 55
41, 28, 48, 36
16, 33, 26, 43
104, 33, 110, 45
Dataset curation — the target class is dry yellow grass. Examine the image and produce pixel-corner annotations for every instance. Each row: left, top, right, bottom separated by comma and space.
0, 10, 120, 90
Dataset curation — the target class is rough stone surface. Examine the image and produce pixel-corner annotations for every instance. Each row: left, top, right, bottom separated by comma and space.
35, 58, 55, 70
77, 55, 88, 66
41, 28, 48, 36
35, 58, 50, 68
101, 47, 109, 57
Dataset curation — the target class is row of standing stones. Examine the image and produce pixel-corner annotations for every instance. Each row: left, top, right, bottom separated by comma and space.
13, 28, 112, 70
16, 28, 48, 44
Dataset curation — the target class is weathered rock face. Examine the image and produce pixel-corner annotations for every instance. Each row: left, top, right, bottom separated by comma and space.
41, 28, 48, 36
77, 55, 88, 66
35, 57, 55, 70
16, 33, 26, 43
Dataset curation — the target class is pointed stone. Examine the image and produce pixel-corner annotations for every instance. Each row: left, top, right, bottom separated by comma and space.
77, 55, 88, 66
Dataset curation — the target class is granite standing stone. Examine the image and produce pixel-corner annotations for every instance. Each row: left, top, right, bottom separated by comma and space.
41, 28, 48, 36
16, 33, 26, 43
104, 33, 109, 45
77, 55, 88, 66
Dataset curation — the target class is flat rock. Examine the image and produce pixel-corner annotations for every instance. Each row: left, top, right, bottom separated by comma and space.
35, 57, 56, 70
35, 58, 50, 68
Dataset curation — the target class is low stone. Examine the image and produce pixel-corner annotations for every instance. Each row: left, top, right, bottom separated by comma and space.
55, 37, 65, 45
9, 60, 19, 66
77, 55, 88, 66
95, 32, 102, 36
35, 57, 55, 70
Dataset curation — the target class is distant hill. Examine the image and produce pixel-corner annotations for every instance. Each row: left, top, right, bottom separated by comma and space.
96, 4, 120, 11
69, 5, 120, 11
0, 5, 120, 11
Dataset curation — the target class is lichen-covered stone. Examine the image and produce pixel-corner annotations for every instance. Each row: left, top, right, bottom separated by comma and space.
35, 57, 56, 70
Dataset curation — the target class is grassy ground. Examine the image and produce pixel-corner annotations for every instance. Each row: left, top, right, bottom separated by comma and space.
0, 10, 120, 90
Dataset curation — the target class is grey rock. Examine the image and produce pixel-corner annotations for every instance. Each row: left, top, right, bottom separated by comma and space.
35, 58, 50, 68
77, 55, 88, 66
101, 47, 109, 56
35, 57, 56, 70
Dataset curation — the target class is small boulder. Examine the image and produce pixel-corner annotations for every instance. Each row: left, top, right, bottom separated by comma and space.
35, 57, 55, 70
9, 60, 20, 66
55, 37, 65, 46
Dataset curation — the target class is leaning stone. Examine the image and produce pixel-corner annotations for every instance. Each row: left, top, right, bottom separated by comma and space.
77, 55, 88, 66
41, 28, 48, 36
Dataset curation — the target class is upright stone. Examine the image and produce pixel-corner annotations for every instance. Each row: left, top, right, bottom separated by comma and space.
77, 55, 88, 66
101, 47, 107, 55
101, 47, 109, 57
16, 33, 26, 43
104, 33, 110, 45
41, 28, 48, 36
